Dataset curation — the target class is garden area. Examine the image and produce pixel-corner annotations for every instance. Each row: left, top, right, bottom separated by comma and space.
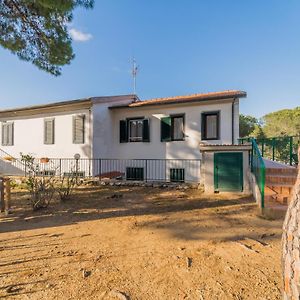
0, 183, 283, 299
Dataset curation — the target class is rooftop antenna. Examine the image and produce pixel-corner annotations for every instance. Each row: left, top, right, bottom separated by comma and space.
131, 58, 138, 96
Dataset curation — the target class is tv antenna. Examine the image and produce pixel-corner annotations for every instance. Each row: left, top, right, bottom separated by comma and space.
132, 58, 138, 95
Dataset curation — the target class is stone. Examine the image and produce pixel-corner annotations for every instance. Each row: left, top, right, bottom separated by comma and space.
82, 270, 91, 278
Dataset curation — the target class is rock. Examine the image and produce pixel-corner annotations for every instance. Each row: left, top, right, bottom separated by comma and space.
186, 257, 192, 268
109, 289, 130, 300
82, 270, 91, 278
100, 181, 106, 186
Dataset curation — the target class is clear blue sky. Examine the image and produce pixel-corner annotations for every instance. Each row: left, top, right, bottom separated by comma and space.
1, 0, 300, 117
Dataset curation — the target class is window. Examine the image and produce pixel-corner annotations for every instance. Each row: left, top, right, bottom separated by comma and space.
119, 118, 150, 143
129, 119, 143, 142
44, 118, 55, 144
2, 122, 14, 146
170, 168, 185, 182
161, 114, 184, 142
73, 115, 85, 144
201, 112, 220, 140
126, 167, 144, 181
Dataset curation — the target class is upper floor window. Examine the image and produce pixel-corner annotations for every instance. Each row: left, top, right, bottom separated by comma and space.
120, 118, 150, 143
73, 115, 85, 144
201, 111, 220, 140
161, 114, 185, 142
1, 122, 14, 146
44, 118, 55, 144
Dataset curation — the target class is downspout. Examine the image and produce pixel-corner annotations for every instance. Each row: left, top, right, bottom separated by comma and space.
231, 99, 236, 145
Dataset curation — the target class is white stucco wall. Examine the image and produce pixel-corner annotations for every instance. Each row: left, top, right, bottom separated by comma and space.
0, 109, 92, 159
106, 99, 237, 160
201, 150, 250, 193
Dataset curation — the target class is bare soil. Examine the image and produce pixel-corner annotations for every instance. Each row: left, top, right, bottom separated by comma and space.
0, 186, 283, 299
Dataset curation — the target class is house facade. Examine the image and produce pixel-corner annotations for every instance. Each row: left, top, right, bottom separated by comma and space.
0, 90, 246, 182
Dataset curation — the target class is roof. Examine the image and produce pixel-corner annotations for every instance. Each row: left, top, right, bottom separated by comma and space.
109, 90, 247, 109
0, 94, 136, 118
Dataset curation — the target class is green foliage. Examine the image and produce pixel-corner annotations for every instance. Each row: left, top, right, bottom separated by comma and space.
239, 114, 258, 137
21, 153, 55, 210
262, 107, 300, 137
249, 124, 266, 139
0, 0, 94, 76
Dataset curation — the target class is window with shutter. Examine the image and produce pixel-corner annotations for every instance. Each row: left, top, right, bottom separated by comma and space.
161, 115, 184, 142
44, 119, 55, 144
1, 122, 14, 146
120, 118, 150, 143
73, 115, 85, 144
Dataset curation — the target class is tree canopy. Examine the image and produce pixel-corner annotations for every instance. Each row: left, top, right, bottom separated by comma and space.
240, 107, 300, 138
0, 0, 94, 76
239, 114, 258, 138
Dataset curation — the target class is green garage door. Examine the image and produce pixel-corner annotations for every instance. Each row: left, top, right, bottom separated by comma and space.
214, 152, 243, 192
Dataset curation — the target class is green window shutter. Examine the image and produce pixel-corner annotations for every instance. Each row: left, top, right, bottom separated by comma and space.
161, 117, 171, 142
142, 119, 150, 142
8, 123, 14, 146
73, 115, 85, 144
120, 120, 128, 143
44, 119, 55, 144
2, 123, 6, 146
2, 123, 14, 146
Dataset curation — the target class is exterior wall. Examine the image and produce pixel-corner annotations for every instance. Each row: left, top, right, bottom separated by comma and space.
201, 150, 250, 193
91, 97, 134, 158
107, 99, 237, 160
0, 109, 92, 159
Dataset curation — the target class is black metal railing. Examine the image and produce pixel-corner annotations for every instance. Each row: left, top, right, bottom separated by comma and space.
239, 135, 300, 166
2, 158, 201, 183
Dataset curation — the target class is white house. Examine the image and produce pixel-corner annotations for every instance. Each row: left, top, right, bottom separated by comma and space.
0, 90, 247, 184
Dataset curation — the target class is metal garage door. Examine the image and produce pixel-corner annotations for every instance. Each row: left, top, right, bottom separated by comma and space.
214, 152, 243, 192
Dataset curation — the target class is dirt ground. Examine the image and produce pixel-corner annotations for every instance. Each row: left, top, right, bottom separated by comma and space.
0, 185, 283, 300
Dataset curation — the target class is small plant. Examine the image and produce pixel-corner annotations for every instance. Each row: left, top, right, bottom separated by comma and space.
21, 153, 56, 211
57, 170, 77, 201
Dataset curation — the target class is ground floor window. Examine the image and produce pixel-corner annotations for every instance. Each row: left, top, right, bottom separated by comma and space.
126, 167, 144, 181
170, 168, 185, 182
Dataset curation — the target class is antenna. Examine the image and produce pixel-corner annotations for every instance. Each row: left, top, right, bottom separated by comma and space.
132, 58, 138, 95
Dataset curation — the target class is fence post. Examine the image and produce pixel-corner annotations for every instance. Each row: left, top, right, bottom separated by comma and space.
4, 178, 11, 213
145, 159, 148, 182
59, 159, 62, 177
261, 140, 265, 157
289, 136, 293, 166
272, 138, 275, 161
0, 178, 4, 213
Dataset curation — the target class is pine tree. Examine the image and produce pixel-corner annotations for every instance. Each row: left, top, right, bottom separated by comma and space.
0, 0, 94, 76
282, 147, 300, 299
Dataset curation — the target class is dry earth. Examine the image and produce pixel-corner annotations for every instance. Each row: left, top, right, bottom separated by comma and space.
0, 186, 283, 299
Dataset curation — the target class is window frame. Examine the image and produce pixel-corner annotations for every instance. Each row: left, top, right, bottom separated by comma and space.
171, 114, 185, 141
127, 117, 144, 143
1, 122, 14, 146
44, 118, 55, 145
72, 114, 85, 144
201, 111, 220, 141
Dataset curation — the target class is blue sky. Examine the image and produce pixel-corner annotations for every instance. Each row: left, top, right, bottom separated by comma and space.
1, 0, 300, 117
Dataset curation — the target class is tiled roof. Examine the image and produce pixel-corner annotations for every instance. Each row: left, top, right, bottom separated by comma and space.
109, 90, 246, 109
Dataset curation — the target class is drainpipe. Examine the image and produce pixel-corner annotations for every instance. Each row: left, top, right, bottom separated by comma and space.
232, 99, 235, 145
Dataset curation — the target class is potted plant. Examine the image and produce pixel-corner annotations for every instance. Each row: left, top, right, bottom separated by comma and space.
40, 157, 50, 163
3, 156, 15, 162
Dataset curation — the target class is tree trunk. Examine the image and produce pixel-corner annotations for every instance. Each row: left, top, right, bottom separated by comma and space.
282, 147, 300, 299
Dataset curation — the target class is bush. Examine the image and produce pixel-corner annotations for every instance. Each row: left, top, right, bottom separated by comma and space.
21, 154, 56, 210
